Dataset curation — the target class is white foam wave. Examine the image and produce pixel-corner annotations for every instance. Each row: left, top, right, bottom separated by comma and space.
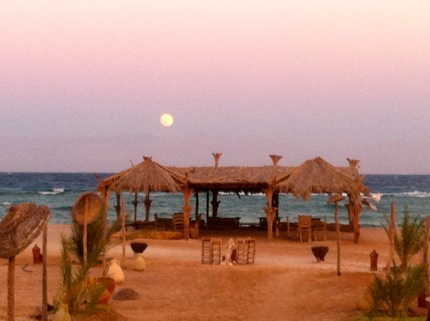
38, 187, 65, 195
2, 202, 12, 206
405, 191, 430, 198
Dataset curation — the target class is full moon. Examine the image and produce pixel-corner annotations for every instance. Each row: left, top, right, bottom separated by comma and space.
160, 114, 174, 127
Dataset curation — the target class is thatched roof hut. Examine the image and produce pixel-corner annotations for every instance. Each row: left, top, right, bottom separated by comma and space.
98, 156, 370, 241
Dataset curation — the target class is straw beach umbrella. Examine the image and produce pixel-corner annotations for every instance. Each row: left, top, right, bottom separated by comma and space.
0, 203, 51, 321
277, 157, 359, 275
277, 157, 357, 199
109, 156, 184, 223
0, 202, 51, 258
72, 192, 103, 265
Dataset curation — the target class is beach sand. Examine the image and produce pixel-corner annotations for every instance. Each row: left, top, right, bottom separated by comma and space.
0, 225, 421, 320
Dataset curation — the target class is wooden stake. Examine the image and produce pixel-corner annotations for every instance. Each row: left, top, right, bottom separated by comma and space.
387, 203, 396, 271
335, 201, 341, 276
102, 189, 110, 270
424, 217, 430, 306
8, 256, 15, 321
121, 197, 126, 267
83, 198, 88, 265
42, 224, 48, 321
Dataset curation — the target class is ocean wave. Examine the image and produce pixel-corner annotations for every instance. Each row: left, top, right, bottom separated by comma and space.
1, 201, 12, 206
38, 188, 66, 195
404, 191, 430, 198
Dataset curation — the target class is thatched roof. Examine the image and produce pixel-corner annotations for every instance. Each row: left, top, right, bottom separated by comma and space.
109, 157, 183, 194
168, 166, 295, 192
277, 157, 358, 200
99, 156, 369, 196
0, 203, 51, 258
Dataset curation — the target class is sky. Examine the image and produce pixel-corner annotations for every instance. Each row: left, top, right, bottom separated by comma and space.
1, 1, 429, 174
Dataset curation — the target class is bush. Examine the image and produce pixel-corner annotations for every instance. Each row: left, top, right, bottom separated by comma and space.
368, 263, 424, 318
70, 209, 121, 264
394, 209, 424, 272
368, 207, 425, 318
56, 202, 121, 315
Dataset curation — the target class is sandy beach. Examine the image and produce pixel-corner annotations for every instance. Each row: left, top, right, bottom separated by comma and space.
0, 225, 421, 321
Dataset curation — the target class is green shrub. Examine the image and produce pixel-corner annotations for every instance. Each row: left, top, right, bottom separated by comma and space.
368, 263, 424, 318
56, 201, 121, 315
70, 208, 121, 264
394, 209, 424, 272
368, 207, 425, 318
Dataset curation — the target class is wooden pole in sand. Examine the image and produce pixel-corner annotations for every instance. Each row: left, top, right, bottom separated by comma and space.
83, 198, 88, 265
42, 224, 48, 321
387, 203, 396, 270
423, 217, 430, 306
263, 187, 275, 241
335, 200, 341, 276
8, 256, 15, 321
102, 189, 110, 270
182, 186, 193, 241
121, 197, 126, 267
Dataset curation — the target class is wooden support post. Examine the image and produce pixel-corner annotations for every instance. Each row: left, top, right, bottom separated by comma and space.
424, 217, 430, 315
121, 197, 126, 267
182, 187, 193, 240
335, 201, 341, 276
387, 203, 396, 271
8, 256, 15, 321
42, 225, 48, 321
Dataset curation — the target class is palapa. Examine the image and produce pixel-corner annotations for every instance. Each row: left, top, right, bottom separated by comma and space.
109, 156, 183, 195
0, 203, 51, 258
106, 156, 185, 227
277, 157, 357, 200
97, 155, 371, 241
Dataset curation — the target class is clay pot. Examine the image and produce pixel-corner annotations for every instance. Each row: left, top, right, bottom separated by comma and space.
134, 253, 146, 271
106, 259, 125, 284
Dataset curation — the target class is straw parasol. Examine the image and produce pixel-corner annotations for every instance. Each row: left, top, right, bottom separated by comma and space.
277, 157, 358, 275
110, 156, 183, 194
0, 203, 51, 258
276, 157, 357, 200
72, 192, 103, 265
72, 192, 103, 225
109, 156, 184, 223
0, 203, 51, 321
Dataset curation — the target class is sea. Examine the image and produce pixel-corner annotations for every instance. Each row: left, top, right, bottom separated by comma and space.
1, 172, 430, 227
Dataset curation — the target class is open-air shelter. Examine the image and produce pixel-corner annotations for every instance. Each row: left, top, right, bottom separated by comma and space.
98, 156, 370, 242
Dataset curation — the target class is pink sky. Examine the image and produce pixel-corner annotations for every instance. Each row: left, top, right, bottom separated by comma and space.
1, 1, 429, 173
